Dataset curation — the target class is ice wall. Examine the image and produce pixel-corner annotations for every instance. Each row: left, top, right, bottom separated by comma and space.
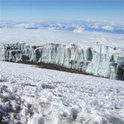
32, 43, 91, 72
3, 42, 124, 80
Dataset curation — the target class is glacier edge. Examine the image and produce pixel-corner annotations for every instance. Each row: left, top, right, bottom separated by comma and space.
3, 42, 124, 80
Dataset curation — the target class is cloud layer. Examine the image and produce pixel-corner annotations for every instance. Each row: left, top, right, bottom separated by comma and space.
0, 20, 124, 34
0, 20, 124, 47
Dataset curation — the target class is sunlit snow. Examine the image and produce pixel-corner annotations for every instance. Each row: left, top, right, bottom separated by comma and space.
0, 61, 124, 124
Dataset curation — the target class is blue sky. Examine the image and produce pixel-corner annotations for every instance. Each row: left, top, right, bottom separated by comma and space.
0, 0, 124, 23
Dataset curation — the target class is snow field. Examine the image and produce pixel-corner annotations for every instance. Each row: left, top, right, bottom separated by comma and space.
0, 61, 124, 124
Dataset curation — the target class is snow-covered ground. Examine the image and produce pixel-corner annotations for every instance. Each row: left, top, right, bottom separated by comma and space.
0, 61, 124, 124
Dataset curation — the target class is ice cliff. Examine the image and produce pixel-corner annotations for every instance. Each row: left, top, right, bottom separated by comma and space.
3, 42, 124, 80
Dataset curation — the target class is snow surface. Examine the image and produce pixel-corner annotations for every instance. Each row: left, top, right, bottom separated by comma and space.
0, 61, 124, 124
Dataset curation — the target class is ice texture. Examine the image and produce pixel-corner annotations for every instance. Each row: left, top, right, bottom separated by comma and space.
0, 61, 124, 124
3, 42, 124, 80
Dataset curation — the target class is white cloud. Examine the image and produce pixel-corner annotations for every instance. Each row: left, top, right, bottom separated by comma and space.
0, 27, 124, 48
101, 25, 114, 31
16, 23, 34, 29
90, 23, 100, 29
0, 20, 124, 47
73, 26, 84, 33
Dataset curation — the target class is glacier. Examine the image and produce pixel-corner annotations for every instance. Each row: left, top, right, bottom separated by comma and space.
3, 42, 124, 80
